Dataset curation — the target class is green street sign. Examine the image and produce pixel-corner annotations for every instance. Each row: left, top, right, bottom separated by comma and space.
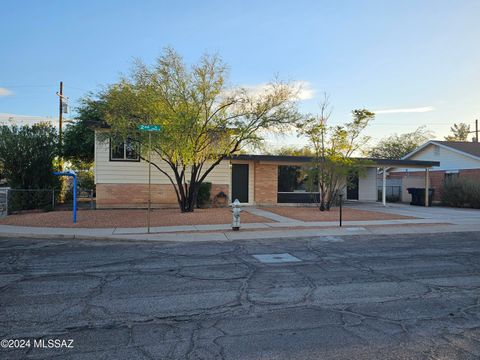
138, 124, 161, 132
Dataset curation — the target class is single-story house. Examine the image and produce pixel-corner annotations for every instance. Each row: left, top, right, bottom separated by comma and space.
93, 131, 440, 208
389, 141, 480, 202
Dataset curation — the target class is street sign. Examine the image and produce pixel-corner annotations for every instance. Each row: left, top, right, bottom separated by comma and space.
138, 124, 161, 132
137, 124, 161, 233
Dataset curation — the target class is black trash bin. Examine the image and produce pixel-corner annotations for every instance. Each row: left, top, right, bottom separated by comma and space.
407, 188, 435, 206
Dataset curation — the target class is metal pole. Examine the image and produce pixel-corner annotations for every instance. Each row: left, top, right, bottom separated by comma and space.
52, 189, 55, 210
90, 189, 94, 210
59, 81, 63, 151
339, 194, 343, 227
73, 175, 77, 223
147, 132, 151, 233
5, 189, 9, 215
424, 168, 429, 207
382, 167, 387, 206
476, 119, 478, 143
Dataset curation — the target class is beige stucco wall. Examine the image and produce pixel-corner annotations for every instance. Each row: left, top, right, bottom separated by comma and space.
358, 167, 378, 201
94, 132, 230, 186
394, 143, 480, 172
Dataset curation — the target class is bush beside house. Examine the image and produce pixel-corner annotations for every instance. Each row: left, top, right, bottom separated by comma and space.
441, 178, 480, 208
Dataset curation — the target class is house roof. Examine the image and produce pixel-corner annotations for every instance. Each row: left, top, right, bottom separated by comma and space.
230, 154, 439, 168
402, 140, 480, 161
431, 141, 480, 158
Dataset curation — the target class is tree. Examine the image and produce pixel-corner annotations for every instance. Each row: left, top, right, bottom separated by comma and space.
366, 126, 433, 159
297, 95, 375, 211
102, 48, 302, 212
62, 96, 105, 167
269, 146, 314, 156
444, 123, 470, 141
0, 123, 60, 211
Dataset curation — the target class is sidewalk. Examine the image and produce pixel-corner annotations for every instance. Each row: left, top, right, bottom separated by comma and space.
0, 205, 477, 242
0, 217, 476, 242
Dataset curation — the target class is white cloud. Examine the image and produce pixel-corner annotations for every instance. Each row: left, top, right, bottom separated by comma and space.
293, 80, 315, 100
373, 106, 435, 114
239, 80, 315, 101
0, 87, 13, 96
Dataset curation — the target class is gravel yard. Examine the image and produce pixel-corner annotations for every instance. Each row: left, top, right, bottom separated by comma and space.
263, 206, 416, 222
0, 208, 272, 228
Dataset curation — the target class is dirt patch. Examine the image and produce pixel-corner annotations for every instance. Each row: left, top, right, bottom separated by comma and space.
0, 208, 272, 228
263, 207, 416, 222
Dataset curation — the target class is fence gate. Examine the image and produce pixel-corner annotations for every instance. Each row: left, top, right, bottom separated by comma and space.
0, 188, 8, 218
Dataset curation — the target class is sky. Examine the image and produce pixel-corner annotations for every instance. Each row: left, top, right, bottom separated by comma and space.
1, 0, 479, 149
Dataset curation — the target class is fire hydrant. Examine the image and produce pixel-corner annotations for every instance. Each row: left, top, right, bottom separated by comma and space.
231, 199, 242, 231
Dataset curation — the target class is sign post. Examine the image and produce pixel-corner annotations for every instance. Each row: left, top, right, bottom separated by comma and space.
339, 194, 343, 227
138, 125, 161, 233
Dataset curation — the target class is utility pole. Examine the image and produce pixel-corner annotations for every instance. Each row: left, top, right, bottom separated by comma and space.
57, 81, 63, 149
56, 81, 66, 171
475, 119, 478, 143
468, 119, 479, 142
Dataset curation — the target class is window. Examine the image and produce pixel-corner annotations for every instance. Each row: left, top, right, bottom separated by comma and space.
110, 137, 140, 161
444, 171, 459, 183
277, 165, 319, 203
278, 166, 304, 192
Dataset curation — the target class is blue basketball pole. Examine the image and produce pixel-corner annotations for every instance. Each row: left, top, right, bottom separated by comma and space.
72, 174, 77, 223
53, 170, 77, 224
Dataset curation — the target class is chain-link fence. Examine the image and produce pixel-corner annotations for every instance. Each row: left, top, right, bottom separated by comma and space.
0, 188, 96, 215
0, 188, 8, 218
3, 189, 56, 214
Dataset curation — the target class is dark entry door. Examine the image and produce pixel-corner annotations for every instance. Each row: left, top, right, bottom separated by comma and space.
347, 172, 359, 200
232, 164, 249, 203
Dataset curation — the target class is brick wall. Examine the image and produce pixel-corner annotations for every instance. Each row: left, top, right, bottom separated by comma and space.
254, 163, 278, 204
459, 168, 480, 180
97, 183, 229, 208
390, 168, 480, 202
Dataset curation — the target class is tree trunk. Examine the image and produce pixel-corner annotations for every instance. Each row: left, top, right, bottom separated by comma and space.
177, 182, 200, 213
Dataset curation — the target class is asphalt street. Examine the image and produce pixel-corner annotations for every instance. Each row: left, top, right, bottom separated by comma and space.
1, 232, 480, 359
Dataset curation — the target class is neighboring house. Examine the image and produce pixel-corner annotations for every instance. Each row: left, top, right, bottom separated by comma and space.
94, 131, 439, 208
389, 141, 480, 202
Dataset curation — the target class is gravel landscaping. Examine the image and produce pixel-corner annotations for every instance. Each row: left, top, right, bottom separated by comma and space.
263, 206, 416, 222
0, 208, 272, 228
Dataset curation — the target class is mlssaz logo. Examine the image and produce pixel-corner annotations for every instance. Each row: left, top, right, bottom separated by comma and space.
34, 339, 74, 349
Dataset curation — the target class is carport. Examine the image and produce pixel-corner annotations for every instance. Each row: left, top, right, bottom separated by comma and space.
374, 159, 440, 207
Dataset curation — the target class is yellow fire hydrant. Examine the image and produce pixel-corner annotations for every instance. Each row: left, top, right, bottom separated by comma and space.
231, 199, 242, 231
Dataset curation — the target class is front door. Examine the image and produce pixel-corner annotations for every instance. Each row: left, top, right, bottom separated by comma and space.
231, 164, 249, 203
347, 172, 359, 200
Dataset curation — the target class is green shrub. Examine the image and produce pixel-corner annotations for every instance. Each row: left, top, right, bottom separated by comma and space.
8, 190, 53, 213
0, 124, 60, 213
442, 177, 480, 209
196, 182, 212, 208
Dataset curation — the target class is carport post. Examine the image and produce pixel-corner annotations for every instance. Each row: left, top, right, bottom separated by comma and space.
424, 168, 429, 207
382, 167, 387, 206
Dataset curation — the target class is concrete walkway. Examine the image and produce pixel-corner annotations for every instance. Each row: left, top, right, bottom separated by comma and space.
0, 204, 478, 242
243, 207, 303, 223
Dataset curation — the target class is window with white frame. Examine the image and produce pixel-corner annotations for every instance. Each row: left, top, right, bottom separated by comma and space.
110, 137, 140, 161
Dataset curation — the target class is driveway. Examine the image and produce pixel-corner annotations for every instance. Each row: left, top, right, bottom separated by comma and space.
1, 232, 480, 359
345, 201, 480, 225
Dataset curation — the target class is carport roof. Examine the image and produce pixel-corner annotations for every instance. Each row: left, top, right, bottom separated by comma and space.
229, 154, 439, 168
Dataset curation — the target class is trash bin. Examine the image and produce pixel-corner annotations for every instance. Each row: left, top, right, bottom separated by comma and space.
407, 188, 435, 206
